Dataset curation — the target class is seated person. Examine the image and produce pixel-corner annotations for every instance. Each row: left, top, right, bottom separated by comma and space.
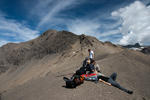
86, 59, 96, 73
82, 58, 96, 74
81, 60, 99, 81
75, 58, 91, 75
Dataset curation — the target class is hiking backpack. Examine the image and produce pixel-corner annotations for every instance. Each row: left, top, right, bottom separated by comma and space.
64, 75, 84, 88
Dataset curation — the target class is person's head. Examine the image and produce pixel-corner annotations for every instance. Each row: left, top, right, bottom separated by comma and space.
91, 59, 96, 65
88, 49, 91, 52
86, 59, 91, 64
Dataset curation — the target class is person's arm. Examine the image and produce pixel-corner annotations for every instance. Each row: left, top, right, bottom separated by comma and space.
99, 79, 111, 86
89, 64, 95, 73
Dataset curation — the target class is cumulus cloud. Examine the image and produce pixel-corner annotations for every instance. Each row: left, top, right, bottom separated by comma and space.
66, 18, 122, 44
112, 1, 150, 45
67, 19, 101, 36
0, 12, 39, 47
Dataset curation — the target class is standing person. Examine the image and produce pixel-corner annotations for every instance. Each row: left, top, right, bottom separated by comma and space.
88, 49, 94, 59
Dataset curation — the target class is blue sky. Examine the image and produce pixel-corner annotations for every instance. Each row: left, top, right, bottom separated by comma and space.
0, 0, 150, 46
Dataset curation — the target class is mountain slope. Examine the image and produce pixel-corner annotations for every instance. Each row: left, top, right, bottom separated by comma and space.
0, 30, 150, 100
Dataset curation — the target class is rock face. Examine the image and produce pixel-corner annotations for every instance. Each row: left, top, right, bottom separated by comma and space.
0, 30, 150, 100
141, 47, 150, 54
0, 30, 78, 66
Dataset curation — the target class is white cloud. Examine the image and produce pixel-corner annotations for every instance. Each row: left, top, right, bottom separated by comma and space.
112, 1, 150, 45
35, 0, 78, 28
0, 40, 10, 47
0, 13, 39, 47
66, 18, 122, 43
0, 39, 20, 47
100, 29, 120, 37
30, 0, 54, 18
67, 19, 101, 36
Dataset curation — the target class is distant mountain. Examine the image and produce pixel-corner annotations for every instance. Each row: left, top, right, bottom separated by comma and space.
122, 43, 150, 55
122, 43, 141, 48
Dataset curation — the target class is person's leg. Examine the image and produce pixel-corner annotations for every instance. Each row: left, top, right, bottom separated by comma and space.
110, 73, 117, 81
108, 78, 133, 94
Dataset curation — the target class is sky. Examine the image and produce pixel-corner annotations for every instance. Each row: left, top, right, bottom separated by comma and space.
0, 0, 150, 46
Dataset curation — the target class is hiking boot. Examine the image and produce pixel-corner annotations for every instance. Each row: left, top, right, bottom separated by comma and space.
127, 90, 133, 94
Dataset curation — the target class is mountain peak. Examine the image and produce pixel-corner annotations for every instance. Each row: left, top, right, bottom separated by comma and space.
0, 29, 121, 74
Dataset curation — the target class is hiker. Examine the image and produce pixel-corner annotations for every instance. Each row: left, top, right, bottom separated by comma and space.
88, 49, 94, 59
82, 60, 133, 94
82, 57, 90, 68
97, 73, 133, 94
81, 60, 100, 81
75, 58, 90, 75
63, 59, 96, 88
81, 57, 99, 74
82, 59, 95, 74
63, 74, 84, 88
86, 59, 101, 74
